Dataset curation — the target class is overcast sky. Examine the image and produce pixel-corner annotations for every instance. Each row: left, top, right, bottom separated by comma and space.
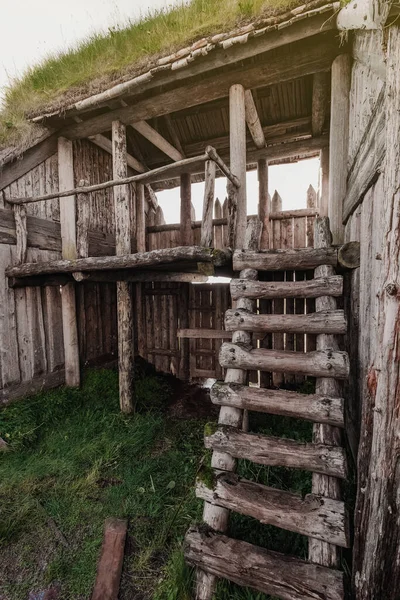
1, 0, 319, 220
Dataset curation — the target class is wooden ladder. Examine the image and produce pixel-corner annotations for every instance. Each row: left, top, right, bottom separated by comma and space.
185, 217, 350, 600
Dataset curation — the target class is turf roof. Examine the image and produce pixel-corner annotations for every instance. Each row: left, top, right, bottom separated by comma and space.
0, 0, 331, 152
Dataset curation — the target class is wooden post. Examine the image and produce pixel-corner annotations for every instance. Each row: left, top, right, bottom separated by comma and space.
200, 160, 216, 247
214, 198, 223, 249
135, 182, 146, 359
229, 84, 247, 249
180, 173, 192, 246
258, 158, 269, 250
328, 54, 351, 245
58, 137, 80, 387
271, 190, 284, 388
112, 120, 134, 414
14, 205, 27, 264
308, 217, 342, 568
319, 147, 329, 216
196, 216, 261, 600
76, 180, 90, 259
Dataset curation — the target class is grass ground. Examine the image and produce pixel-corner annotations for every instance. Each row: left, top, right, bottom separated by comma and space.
0, 0, 305, 149
0, 367, 350, 599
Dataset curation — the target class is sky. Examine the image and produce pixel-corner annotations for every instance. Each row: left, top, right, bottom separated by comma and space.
0, 0, 320, 221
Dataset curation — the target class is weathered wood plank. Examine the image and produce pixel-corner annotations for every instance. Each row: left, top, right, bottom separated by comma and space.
200, 161, 216, 247
58, 137, 80, 388
185, 528, 345, 600
244, 89, 265, 149
197, 472, 350, 547
0, 134, 58, 191
231, 276, 343, 300
205, 427, 348, 479
210, 382, 345, 427
91, 518, 127, 600
230, 84, 247, 249
219, 343, 350, 379
312, 72, 329, 137
225, 308, 347, 334
233, 248, 337, 271
112, 120, 134, 414
6, 246, 232, 278
178, 328, 231, 339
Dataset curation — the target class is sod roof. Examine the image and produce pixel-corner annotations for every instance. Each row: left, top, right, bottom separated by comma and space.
0, 0, 339, 155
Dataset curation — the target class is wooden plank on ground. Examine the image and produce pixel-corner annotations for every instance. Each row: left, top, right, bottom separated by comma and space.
91, 518, 127, 600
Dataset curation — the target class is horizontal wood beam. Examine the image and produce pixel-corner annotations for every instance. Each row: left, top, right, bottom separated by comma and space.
210, 382, 345, 427
219, 343, 350, 379
197, 472, 350, 547
131, 120, 184, 161
205, 427, 348, 479
59, 34, 340, 140
6, 146, 238, 205
177, 328, 232, 339
230, 276, 343, 300
225, 308, 347, 334
233, 247, 338, 271
6, 246, 232, 278
185, 528, 345, 600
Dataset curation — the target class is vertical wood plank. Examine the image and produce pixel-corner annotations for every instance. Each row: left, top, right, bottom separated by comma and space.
229, 84, 247, 249
200, 161, 216, 247
329, 54, 351, 245
112, 121, 134, 413
58, 137, 80, 387
180, 173, 192, 246
258, 158, 270, 250
214, 198, 223, 249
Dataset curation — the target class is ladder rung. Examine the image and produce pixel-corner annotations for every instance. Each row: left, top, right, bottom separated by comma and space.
205, 427, 347, 479
225, 308, 347, 335
196, 473, 350, 547
185, 527, 345, 600
231, 276, 344, 300
210, 382, 345, 427
220, 343, 350, 379
233, 248, 337, 272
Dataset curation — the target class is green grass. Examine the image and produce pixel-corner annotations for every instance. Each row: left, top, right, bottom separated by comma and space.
0, 0, 302, 150
0, 369, 349, 599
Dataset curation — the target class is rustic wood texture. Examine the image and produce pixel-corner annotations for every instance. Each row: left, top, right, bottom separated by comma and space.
309, 217, 343, 568
180, 174, 192, 245
230, 84, 247, 249
185, 528, 345, 600
205, 427, 347, 479
225, 308, 347, 335
220, 344, 350, 379
200, 161, 216, 247
197, 472, 350, 547
210, 382, 344, 427
113, 120, 134, 414
328, 54, 351, 245
353, 26, 400, 600
58, 137, 80, 388
233, 247, 337, 271
244, 89, 266, 149
231, 276, 343, 300
91, 518, 127, 600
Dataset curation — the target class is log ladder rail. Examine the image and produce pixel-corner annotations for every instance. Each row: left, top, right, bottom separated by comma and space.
185, 217, 350, 600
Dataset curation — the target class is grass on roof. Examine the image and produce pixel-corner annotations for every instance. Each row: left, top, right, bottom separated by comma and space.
0, 0, 301, 151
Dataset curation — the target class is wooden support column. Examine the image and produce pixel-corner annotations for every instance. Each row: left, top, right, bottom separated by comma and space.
58, 137, 80, 387
308, 216, 342, 568
180, 173, 192, 246
328, 54, 351, 245
195, 216, 262, 600
135, 183, 146, 358
229, 84, 247, 249
257, 158, 269, 249
319, 147, 329, 216
200, 160, 216, 247
112, 120, 134, 414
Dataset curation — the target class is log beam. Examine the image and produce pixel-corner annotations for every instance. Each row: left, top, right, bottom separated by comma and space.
131, 120, 184, 161
328, 54, 351, 245
230, 276, 343, 300
210, 382, 345, 427
112, 120, 134, 414
58, 137, 80, 388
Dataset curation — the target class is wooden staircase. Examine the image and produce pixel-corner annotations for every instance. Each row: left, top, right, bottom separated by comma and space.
184, 217, 350, 600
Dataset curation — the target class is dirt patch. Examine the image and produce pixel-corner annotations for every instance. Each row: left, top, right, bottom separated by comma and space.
167, 383, 218, 420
